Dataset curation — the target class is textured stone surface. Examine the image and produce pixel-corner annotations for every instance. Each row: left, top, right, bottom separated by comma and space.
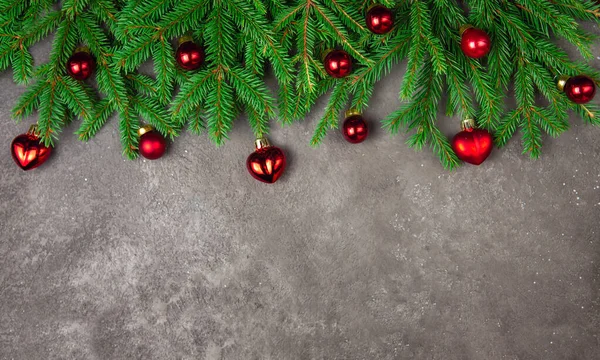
1, 28, 600, 360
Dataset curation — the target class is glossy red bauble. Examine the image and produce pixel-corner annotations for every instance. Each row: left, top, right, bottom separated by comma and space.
323, 50, 352, 78
11, 132, 52, 170
247, 139, 286, 184
176, 41, 205, 71
460, 27, 491, 59
366, 5, 394, 34
452, 128, 493, 165
139, 131, 167, 160
342, 114, 369, 143
564, 75, 596, 104
66, 51, 95, 80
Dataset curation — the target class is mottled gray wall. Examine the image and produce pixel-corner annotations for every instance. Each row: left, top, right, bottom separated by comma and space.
1, 25, 599, 360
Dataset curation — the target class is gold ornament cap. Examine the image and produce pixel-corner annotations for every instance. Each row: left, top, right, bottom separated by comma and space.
321, 48, 334, 62
460, 118, 477, 131
27, 124, 39, 136
345, 108, 361, 118
74, 46, 91, 54
556, 75, 571, 92
178, 35, 194, 46
459, 24, 474, 36
138, 125, 155, 137
255, 137, 271, 150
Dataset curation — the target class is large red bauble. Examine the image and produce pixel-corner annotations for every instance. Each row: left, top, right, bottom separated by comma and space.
139, 131, 166, 160
564, 75, 596, 104
11, 133, 52, 170
323, 50, 352, 78
247, 145, 286, 184
66, 51, 95, 80
366, 5, 394, 34
452, 128, 493, 165
342, 115, 369, 143
176, 41, 205, 71
460, 27, 491, 59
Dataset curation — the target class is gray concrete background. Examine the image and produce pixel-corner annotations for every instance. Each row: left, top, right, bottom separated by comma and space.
1, 26, 600, 360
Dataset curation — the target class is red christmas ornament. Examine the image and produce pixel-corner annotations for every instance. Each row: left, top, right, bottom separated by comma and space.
460, 26, 491, 59
246, 138, 286, 184
342, 110, 369, 143
323, 50, 352, 78
557, 75, 596, 104
451, 119, 493, 166
11, 125, 52, 171
66, 47, 95, 80
366, 5, 394, 34
138, 125, 166, 160
176, 37, 205, 71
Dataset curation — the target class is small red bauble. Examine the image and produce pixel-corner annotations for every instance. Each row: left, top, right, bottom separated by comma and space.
11, 125, 52, 170
138, 126, 166, 160
460, 26, 491, 59
366, 5, 394, 34
451, 119, 493, 165
246, 138, 286, 184
342, 112, 369, 143
561, 75, 596, 104
66, 49, 95, 80
176, 39, 205, 71
323, 50, 352, 78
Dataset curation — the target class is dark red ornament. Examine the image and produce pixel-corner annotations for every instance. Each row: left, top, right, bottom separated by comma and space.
138, 125, 166, 160
176, 37, 205, 71
11, 125, 52, 171
323, 50, 352, 78
366, 5, 394, 34
451, 119, 493, 166
246, 138, 286, 184
342, 111, 369, 144
460, 26, 491, 59
66, 48, 95, 81
558, 75, 596, 104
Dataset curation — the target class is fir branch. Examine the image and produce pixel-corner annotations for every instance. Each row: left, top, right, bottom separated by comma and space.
311, 81, 348, 146
152, 39, 175, 104
205, 68, 235, 145
77, 97, 116, 140
56, 75, 95, 120
118, 102, 140, 159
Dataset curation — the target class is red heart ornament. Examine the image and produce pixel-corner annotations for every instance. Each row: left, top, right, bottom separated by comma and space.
11, 133, 52, 171
246, 146, 286, 184
452, 128, 493, 165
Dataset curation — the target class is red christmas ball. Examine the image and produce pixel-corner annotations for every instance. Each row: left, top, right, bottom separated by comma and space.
366, 5, 394, 34
246, 139, 286, 184
176, 41, 205, 71
460, 27, 491, 59
452, 127, 493, 165
342, 114, 368, 143
11, 130, 52, 170
66, 51, 95, 80
323, 50, 352, 78
564, 75, 596, 104
139, 130, 166, 160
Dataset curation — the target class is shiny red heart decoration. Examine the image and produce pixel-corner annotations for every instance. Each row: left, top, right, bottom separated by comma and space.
451, 128, 493, 165
11, 133, 52, 170
246, 146, 286, 184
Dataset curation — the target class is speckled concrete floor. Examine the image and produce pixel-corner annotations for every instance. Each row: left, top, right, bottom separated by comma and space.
1, 26, 599, 360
